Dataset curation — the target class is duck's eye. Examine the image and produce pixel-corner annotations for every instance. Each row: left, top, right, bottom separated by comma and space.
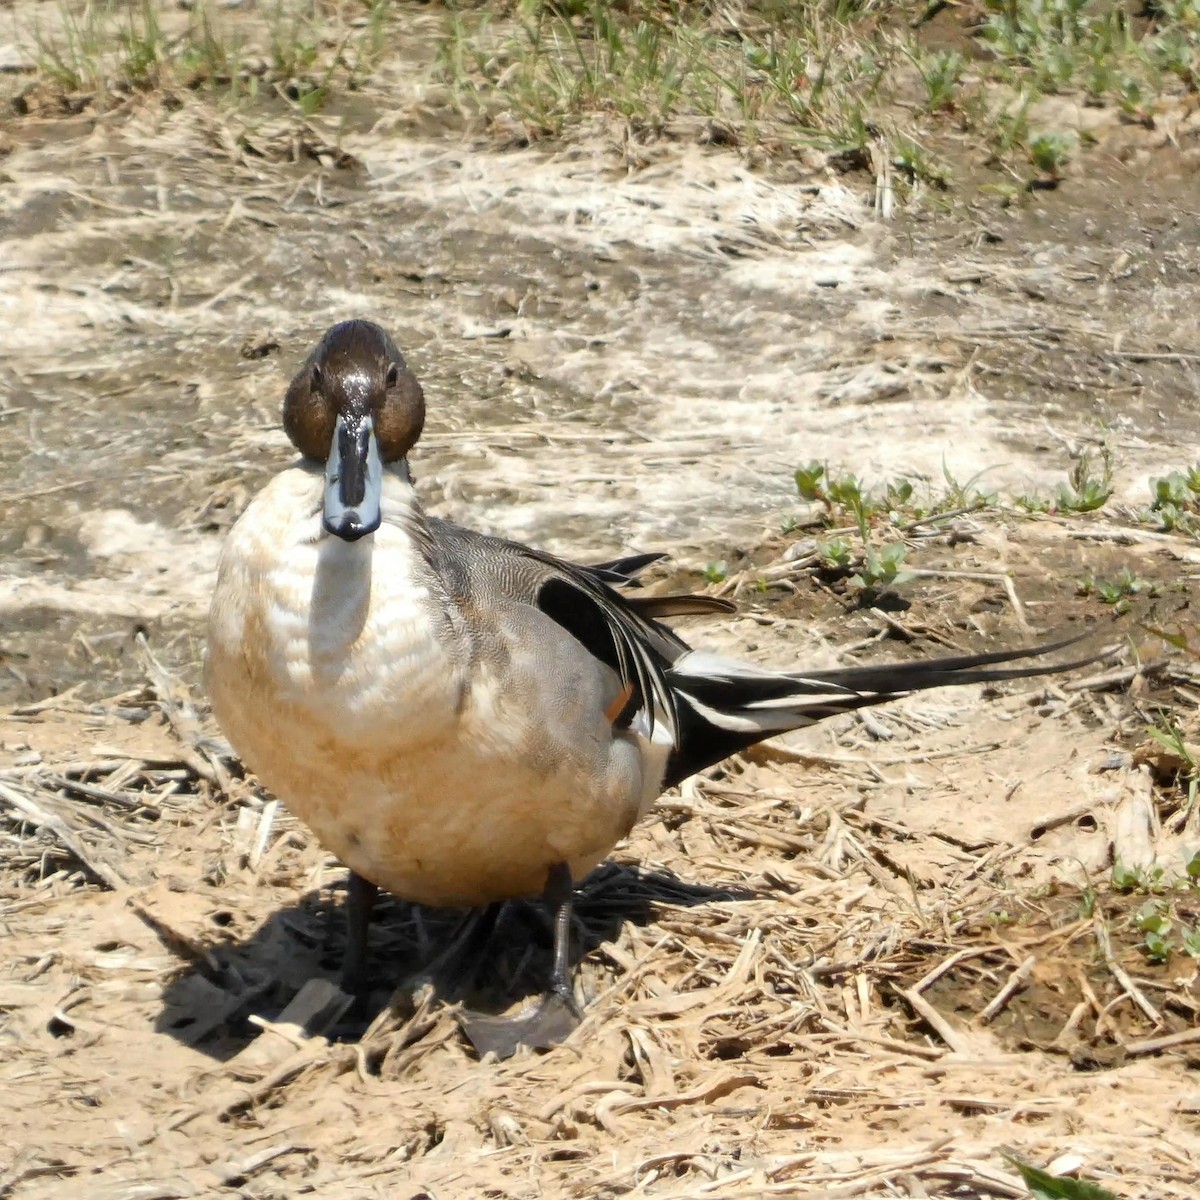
385, 363, 400, 389
311, 362, 324, 391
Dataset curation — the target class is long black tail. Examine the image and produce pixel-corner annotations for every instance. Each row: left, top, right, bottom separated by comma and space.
663, 635, 1104, 787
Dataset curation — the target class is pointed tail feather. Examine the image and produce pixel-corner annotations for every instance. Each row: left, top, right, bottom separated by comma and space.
664, 634, 1107, 787
782, 634, 1099, 694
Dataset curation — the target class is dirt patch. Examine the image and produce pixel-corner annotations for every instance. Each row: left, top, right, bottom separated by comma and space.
910, 889, 1200, 1066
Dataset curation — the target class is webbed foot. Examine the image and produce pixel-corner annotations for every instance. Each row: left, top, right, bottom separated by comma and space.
459, 988, 582, 1058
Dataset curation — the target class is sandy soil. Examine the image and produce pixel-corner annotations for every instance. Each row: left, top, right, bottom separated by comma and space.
2, 8, 1200, 1198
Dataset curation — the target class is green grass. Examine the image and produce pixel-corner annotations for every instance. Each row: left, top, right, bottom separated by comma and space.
1111, 845, 1200, 965
435, 0, 1200, 189
1076, 567, 1151, 614
16, 2, 1200, 189
1108, 711, 1199, 915
1003, 1150, 1120, 1200
779, 448, 1200, 599
20, 0, 394, 114
1145, 710, 1200, 825
439, 1, 916, 162
788, 459, 1000, 594
1014, 450, 1113, 515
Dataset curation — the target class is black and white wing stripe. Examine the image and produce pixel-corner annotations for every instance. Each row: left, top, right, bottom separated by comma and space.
533, 562, 686, 735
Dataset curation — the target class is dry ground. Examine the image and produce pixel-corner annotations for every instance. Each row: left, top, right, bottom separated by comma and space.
3, 3, 1200, 1197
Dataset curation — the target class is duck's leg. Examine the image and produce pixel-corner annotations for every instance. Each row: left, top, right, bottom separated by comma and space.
340, 870, 379, 998
459, 862, 583, 1058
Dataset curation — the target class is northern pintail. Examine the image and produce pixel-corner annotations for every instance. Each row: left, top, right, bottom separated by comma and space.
207, 319, 1095, 1057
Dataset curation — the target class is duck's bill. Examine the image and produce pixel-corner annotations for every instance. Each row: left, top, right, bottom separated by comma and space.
323, 412, 382, 541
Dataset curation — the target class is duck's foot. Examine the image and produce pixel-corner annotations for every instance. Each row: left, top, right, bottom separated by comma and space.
460, 862, 583, 1058
459, 989, 582, 1059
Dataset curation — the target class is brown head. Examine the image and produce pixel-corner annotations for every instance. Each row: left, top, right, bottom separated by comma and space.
283, 320, 425, 542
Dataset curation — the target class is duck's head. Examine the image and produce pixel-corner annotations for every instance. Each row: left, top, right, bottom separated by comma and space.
283, 320, 425, 542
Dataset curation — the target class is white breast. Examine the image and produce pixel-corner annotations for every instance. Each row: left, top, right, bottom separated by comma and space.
209, 466, 461, 742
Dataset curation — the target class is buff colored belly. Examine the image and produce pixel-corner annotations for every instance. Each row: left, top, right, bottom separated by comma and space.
208, 648, 639, 906
234, 718, 629, 906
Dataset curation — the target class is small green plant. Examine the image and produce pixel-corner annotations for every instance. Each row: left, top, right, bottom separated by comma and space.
939, 463, 998, 511
703, 561, 728, 584
1111, 861, 1167, 893
1136, 899, 1173, 963
31, 0, 125, 97
1057, 451, 1113, 512
985, 906, 1018, 928
990, 94, 1034, 158
1111, 813, 1200, 963
1143, 624, 1200, 659
828, 475, 875, 538
1027, 130, 1075, 179
1146, 465, 1200, 531
1182, 916, 1200, 961
794, 461, 829, 505
1078, 567, 1149, 614
793, 463, 926, 592
796, 462, 942, 528
917, 47, 966, 111
1115, 851, 1200, 891
793, 460, 1012, 593
795, 463, 876, 532
816, 537, 853, 572
850, 542, 916, 591
1002, 1150, 1120, 1200
1153, 25, 1200, 88
178, 6, 244, 91
1128, 881, 1200, 965
24, 0, 393, 111
1146, 712, 1199, 825
1013, 489, 1051, 513
1015, 452, 1112, 515
885, 477, 916, 511
117, 0, 168, 90
893, 137, 952, 188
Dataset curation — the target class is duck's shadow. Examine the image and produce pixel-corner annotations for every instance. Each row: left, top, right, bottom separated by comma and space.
154, 863, 754, 1060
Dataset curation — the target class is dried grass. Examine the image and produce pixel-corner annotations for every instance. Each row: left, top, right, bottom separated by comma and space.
2, 578, 1198, 1197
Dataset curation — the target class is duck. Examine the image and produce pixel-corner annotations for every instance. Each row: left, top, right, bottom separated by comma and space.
206, 319, 1096, 1058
